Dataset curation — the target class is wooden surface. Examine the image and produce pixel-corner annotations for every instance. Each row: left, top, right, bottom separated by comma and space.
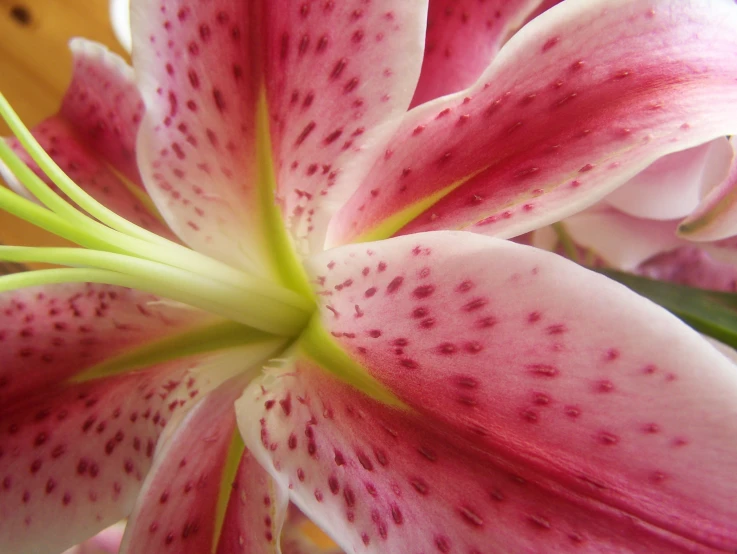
0, 0, 126, 251
0, 0, 127, 131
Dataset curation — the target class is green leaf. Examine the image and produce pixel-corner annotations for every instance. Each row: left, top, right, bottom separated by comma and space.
599, 269, 737, 349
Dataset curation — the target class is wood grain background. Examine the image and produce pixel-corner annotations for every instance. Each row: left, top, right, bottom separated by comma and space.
1, 0, 126, 130
0, 0, 125, 252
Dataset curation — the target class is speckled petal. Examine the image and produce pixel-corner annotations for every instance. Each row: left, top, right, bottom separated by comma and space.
130, 0, 268, 274
679, 137, 737, 241
240, 232, 737, 552
60, 39, 145, 188
410, 0, 543, 107
0, 355, 225, 554
263, 0, 427, 256
326, 0, 737, 247
0, 283, 211, 410
214, 447, 288, 554
120, 372, 287, 554
2, 116, 174, 239
605, 138, 733, 221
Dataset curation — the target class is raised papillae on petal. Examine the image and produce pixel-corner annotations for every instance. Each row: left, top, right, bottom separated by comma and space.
3, 117, 174, 239
60, 39, 146, 188
237, 232, 737, 552
214, 447, 288, 554
263, 0, 427, 256
120, 374, 287, 554
130, 0, 270, 274
0, 283, 210, 411
410, 0, 545, 107
0, 357, 216, 554
327, 0, 737, 247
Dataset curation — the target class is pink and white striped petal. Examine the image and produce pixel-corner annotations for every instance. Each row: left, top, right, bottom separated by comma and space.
0, 283, 211, 410
242, 231, 737, 552
240, 361, 737, 554
326, 0, 737, 247
3, 117, 173, 238
60, 39, 145, 188
120, 371, 287, 554
604, 137, 733, 221
130, 0, 268, 274
214, 448, 288, 554
679, 137, 737, 241
0, 356, 220, 554
263, 0, 427, 256
410, 0, 544, 107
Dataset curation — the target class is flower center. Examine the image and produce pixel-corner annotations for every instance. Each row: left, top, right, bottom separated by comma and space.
0, 94, 402, 405
0, 93, 314, 343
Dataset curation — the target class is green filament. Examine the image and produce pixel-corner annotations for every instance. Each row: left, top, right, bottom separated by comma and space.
0, 125, 312, 312
0, 246, 309, 335
0, 93, 172, 247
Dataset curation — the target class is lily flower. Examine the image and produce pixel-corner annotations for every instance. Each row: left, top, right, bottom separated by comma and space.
534, 137, 737, 291
1, 1, 737, 553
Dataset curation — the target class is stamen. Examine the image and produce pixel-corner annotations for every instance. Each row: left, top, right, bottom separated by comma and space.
0, 246, 310, 336
0, 114, 312, 313
0, 93, 171, 247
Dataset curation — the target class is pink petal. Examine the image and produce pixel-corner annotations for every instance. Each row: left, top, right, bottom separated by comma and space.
604, 138, 733, 221
679, 137, 737, 241
3, 117, 174, 238
518, 0, 566, 25
326, 0, 737, 246
214, 448, 288, 554
410, 0, 545, 107
263, 0, 426, 256
0, 358, 211, 554
0, 283, 211, 410
551, 206, 683, 270
120, 373, 287, 553
536, 206, 737, 292
60, 39, 146, 188
130, 0, 268, 273
240, 231, 737, 552
241, 363, 732, 554
638, 246, 737, 292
